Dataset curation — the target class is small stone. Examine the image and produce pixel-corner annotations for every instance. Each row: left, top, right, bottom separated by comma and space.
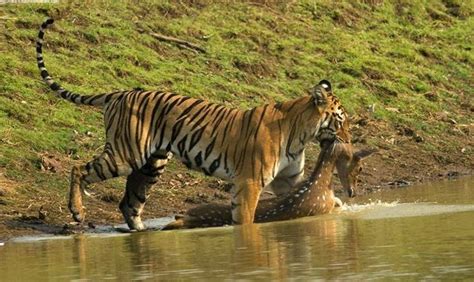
40, 155, 63, 173
387, 180, 410, 186
424, 92, 437, 101
356, 118, 369, 126
414, 134, 424, 143
368, 104, 376, 112
38, 206, 47, 220
447, 171, 459, 178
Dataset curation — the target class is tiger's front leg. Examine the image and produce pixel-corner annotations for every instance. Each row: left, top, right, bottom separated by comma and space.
69, 165, 86, 222
231, 180, 262, 224
120, 152, 171, 231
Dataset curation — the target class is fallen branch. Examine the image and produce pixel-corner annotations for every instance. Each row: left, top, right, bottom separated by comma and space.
148, 31, 207, 54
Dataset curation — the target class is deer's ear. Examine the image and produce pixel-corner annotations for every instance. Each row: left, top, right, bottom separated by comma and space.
311, 79, 332, 105
354, 148, 377, 161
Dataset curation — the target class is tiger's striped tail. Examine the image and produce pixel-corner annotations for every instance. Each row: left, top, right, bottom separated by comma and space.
36, 18, 110, 107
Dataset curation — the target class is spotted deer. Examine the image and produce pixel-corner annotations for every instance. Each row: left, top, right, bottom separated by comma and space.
162, 141, 375, 230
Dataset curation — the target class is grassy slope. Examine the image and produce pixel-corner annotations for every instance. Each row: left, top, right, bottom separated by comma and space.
0, 1, 472, 202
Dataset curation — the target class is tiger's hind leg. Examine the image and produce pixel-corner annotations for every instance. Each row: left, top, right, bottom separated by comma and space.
69, 149, 132, 223
120, 152, 172, 231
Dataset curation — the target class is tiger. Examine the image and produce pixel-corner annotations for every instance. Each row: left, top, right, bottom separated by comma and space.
36, 18, 350, 230
162, 140, 376, 230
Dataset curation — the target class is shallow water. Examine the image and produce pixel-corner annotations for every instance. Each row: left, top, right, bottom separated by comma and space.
1, 177, 473, 280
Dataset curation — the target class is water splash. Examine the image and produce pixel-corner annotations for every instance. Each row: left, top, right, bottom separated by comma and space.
340, 200, 474, 220
340, 199, 400, 213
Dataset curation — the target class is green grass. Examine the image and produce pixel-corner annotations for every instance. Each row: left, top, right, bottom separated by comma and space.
0, 0, 472, 189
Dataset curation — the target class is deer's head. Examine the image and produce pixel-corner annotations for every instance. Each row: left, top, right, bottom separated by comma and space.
334, 143, 376, 197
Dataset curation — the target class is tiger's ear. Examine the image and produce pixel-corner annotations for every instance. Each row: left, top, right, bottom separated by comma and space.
311, 80, 332, 105
318, 79, 331, 91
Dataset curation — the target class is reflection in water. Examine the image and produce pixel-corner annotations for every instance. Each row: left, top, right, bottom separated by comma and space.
0, 177, 473, 280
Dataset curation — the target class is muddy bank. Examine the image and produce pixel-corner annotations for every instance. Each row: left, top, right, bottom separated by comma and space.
0, 116, 472, 241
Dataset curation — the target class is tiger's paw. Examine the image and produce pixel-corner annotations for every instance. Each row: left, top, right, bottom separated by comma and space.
68, 202, 84, 223
71, 209, 84, 223
120, 205, 147, 231
128, 218, 146, 232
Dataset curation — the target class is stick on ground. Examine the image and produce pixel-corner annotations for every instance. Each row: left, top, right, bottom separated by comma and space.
148, 32, 207, 54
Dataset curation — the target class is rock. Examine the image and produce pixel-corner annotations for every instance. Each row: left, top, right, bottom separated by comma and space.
169, 179, 181, 187
38, 206, 47, 220
396, 125, 423, 142
60, 223, 85, 235
387, 179, 410, 187
397, 125, 414, 136
40, 154, 63, 173
367, 104, 376, 112
386, 107, 400, 113
458, 124, 472, 135
424, 92, 437, 101
414, 134, 424, 143
355, 118, 369, 126
447, 171, 459, 178
0, 187, 8, 197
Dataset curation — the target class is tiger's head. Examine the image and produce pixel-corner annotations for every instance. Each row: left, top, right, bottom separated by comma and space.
309, 80, 351, 144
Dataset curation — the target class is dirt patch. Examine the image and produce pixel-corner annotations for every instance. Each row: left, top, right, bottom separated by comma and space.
233, 58, 276, 78
0, 170, 17, 197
